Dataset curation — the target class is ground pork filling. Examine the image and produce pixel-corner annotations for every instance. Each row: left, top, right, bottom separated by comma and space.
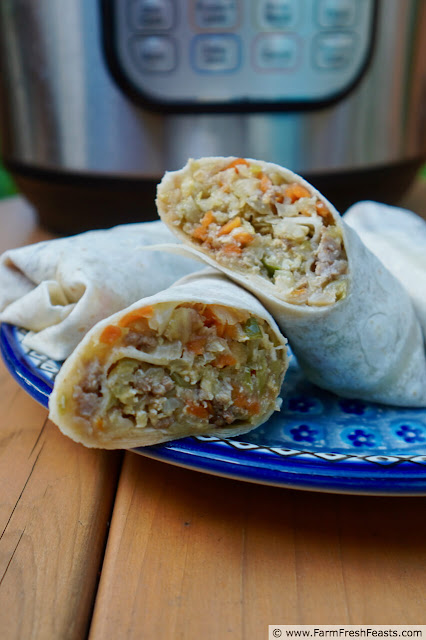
162, 158, 348, 306
70, 302, 286, 439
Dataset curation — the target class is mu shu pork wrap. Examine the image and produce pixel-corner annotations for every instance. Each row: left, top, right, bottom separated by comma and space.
48, 271, 288, 449
0, 222, 199, 360
344, 200, 426, 338
156, 156, 426, 407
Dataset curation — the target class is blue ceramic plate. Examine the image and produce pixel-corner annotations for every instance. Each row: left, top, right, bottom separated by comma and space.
2, 322, 426, 495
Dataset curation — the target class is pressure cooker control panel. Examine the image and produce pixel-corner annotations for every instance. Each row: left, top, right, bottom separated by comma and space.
102, 0, 377, 110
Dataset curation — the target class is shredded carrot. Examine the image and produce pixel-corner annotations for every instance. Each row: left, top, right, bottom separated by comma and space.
201, 210, 215, 227
216, 323, 227, 338
237, 397, 261, 415
200, 307, 218, 327
93, 417, 104, 432
191, 210, 216, 241
191, 226, 208, 241
186, 336, 207, 355
288, 285, 308, 302
233, 231, 254, 247
315, 201, 333, 224
99, 325, 122, 344
222, 243, 242, 256
284, 183, 311, 203
199, 308, 225, 337
118, 306, 154, 327
225, 158, 249, 171
218, 216, 242, 236
212, 353, 237, 368
212, 321, 228, 338
232, 388, 261, 415
259, 174, 272, 193
186, 402, 211, 420
222, 324, 238, 340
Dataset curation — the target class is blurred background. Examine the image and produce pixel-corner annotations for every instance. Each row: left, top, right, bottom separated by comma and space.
0, 155, 16, 199
1, 0, 426, 233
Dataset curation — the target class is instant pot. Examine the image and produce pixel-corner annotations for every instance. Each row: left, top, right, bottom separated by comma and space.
0, 0, 425, 233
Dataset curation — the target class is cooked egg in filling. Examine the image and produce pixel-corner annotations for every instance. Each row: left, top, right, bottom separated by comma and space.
159, 158, 349, 306
62, 302, 287, 441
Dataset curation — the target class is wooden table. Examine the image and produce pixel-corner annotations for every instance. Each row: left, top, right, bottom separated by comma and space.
1, 184, 426, 639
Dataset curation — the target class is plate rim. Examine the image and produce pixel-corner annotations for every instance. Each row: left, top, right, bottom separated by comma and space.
2, 322, 426, 496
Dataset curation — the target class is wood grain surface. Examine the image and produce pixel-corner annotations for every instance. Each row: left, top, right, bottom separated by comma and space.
0, 369, 122, 639
89, 454, 426, 640
0, 198, 122, 639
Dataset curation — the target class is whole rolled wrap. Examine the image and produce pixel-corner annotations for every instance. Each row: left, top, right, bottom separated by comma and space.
156, 156, 426, 407
344, 200, 426, 338
48, 271, 288, 449
0, 222, 200, 360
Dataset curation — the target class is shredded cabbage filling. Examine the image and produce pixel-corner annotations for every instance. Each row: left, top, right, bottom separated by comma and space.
160, 158, 349, 306
68, 302, 286, 440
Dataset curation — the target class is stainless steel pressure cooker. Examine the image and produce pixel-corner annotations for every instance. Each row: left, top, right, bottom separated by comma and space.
0, 0, 425, 233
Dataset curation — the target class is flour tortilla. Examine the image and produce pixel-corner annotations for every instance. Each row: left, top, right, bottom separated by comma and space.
344, 200, 426, 338
156, 157, 426, 407
0, 221, 200, 360
48, 270, 288, 449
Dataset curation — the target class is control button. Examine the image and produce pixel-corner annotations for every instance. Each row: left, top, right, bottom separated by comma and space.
317, 0, 356, 28
194, 0, 239, 29
253, 34, 299, 70
192, 35, 240, 72
314, 33, 356, 69
256, 0, 299, 30
129, 0, 174, 31
131, 36, 176, 72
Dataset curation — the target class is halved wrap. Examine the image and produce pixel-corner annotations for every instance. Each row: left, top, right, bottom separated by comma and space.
156, 156, 426, 407
0, 221, 200, 360
48, 271, 288, 449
